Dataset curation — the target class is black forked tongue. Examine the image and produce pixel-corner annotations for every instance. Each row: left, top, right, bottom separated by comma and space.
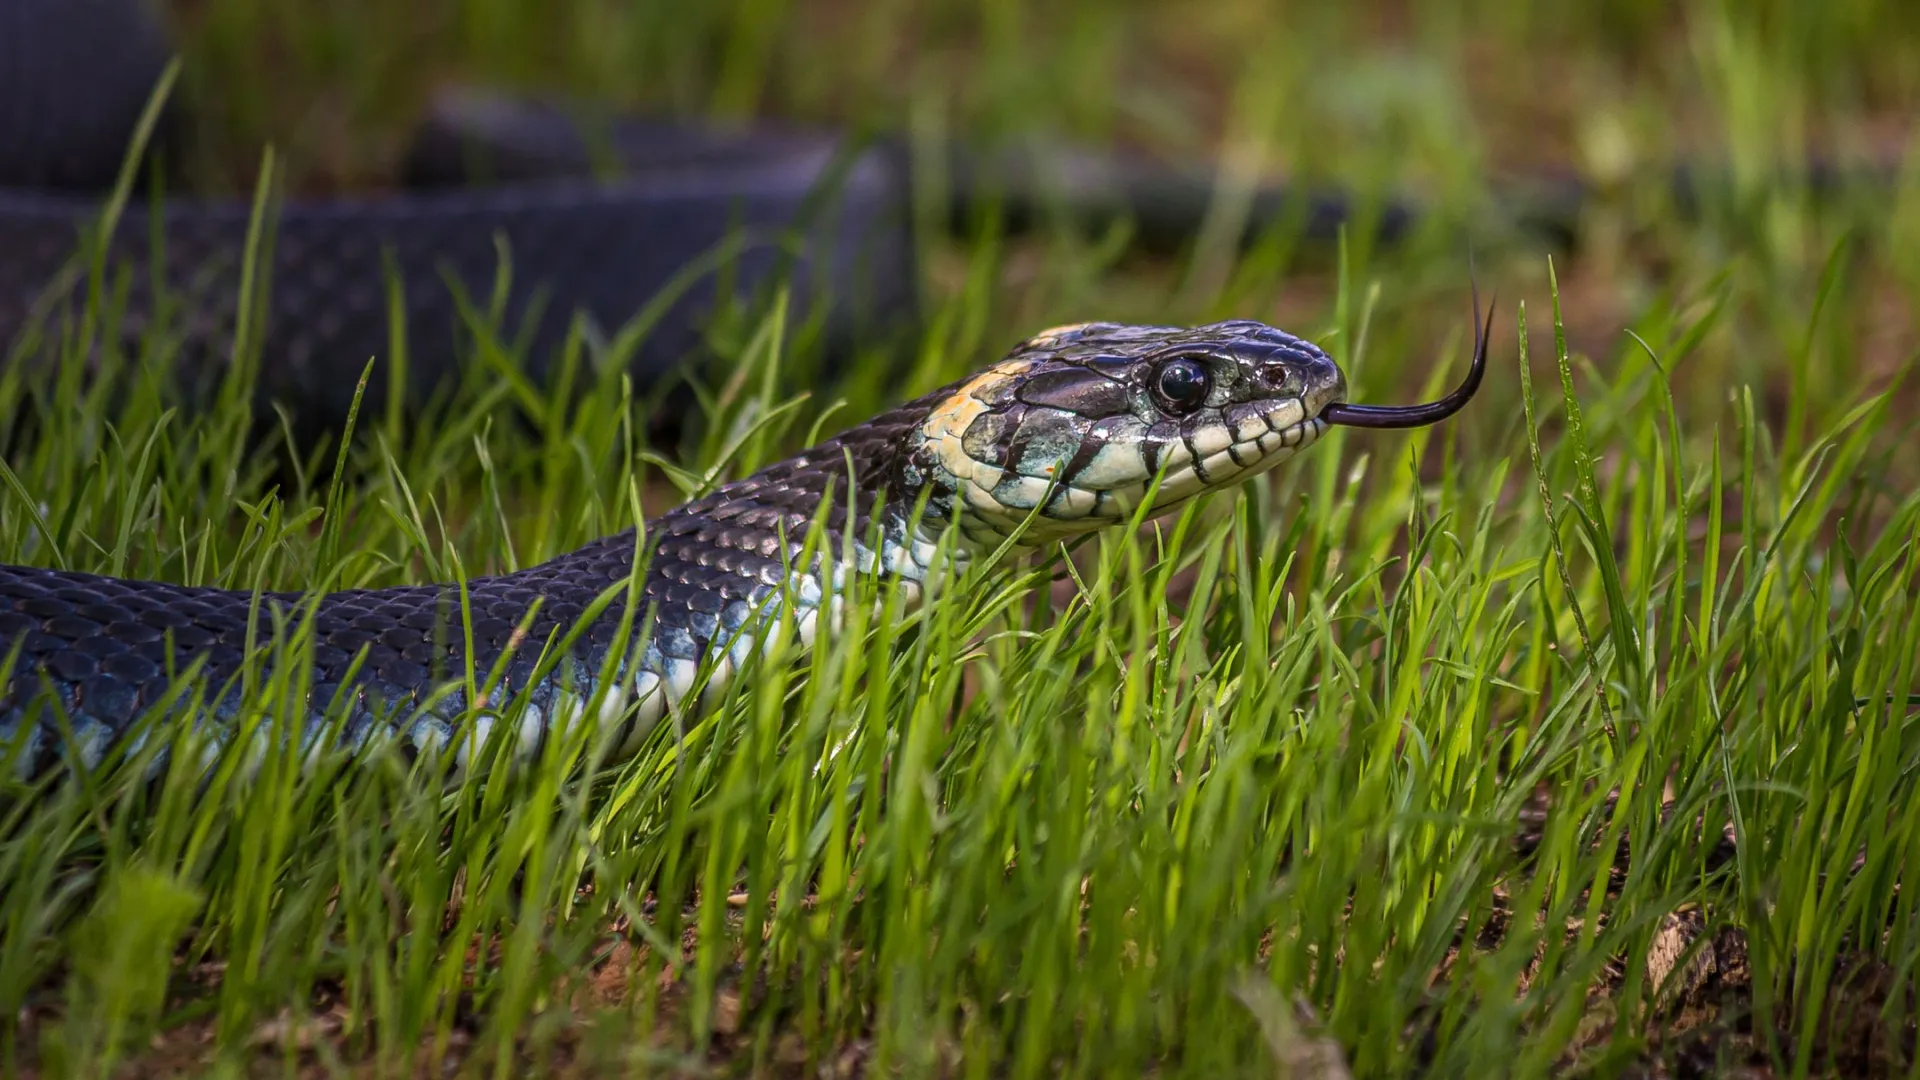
1321, 288, 1494, 429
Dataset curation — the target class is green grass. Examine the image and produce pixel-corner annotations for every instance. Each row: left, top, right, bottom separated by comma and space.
4, 0, 1920, 1076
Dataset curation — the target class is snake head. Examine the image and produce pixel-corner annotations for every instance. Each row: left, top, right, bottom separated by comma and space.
906, 319, 1346, 544
904, 297, 1489, 548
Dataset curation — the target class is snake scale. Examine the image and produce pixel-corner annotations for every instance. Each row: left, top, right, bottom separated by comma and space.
0, 299, 1489, 780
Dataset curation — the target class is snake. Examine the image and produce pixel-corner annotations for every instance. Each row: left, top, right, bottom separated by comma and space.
0, 297, 1489, 781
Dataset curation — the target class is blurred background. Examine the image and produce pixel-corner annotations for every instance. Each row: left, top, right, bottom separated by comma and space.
4, 0, 1917, 461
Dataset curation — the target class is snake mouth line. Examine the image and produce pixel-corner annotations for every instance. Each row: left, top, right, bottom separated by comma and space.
1320, 289, 1494, 430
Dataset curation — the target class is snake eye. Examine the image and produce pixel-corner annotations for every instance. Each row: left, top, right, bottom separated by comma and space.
1153, 357, 1212, 415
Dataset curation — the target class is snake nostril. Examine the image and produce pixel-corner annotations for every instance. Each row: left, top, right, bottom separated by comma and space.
1258, 365, 1294, 394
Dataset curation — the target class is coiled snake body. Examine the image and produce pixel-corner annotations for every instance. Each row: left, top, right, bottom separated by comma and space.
0, 305, 1488, 779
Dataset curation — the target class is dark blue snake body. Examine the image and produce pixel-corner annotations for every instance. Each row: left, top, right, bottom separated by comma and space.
0, 314, 1412, 781
0, 390, 936, 778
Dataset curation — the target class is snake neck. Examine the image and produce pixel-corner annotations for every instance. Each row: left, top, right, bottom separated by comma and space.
663, 380, 1001, 598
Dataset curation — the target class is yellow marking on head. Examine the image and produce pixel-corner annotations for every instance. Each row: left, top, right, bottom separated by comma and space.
1022, 323, 1101, 349
921, 359, 1041, 486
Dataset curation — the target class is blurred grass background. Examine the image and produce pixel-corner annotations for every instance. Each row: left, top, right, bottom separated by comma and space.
162, 0, 1919, 190
154, 0, 1920, 454
2, 0, 1919, 1077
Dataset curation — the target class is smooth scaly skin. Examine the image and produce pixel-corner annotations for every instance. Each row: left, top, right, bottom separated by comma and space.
0, 318, 1363, 779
